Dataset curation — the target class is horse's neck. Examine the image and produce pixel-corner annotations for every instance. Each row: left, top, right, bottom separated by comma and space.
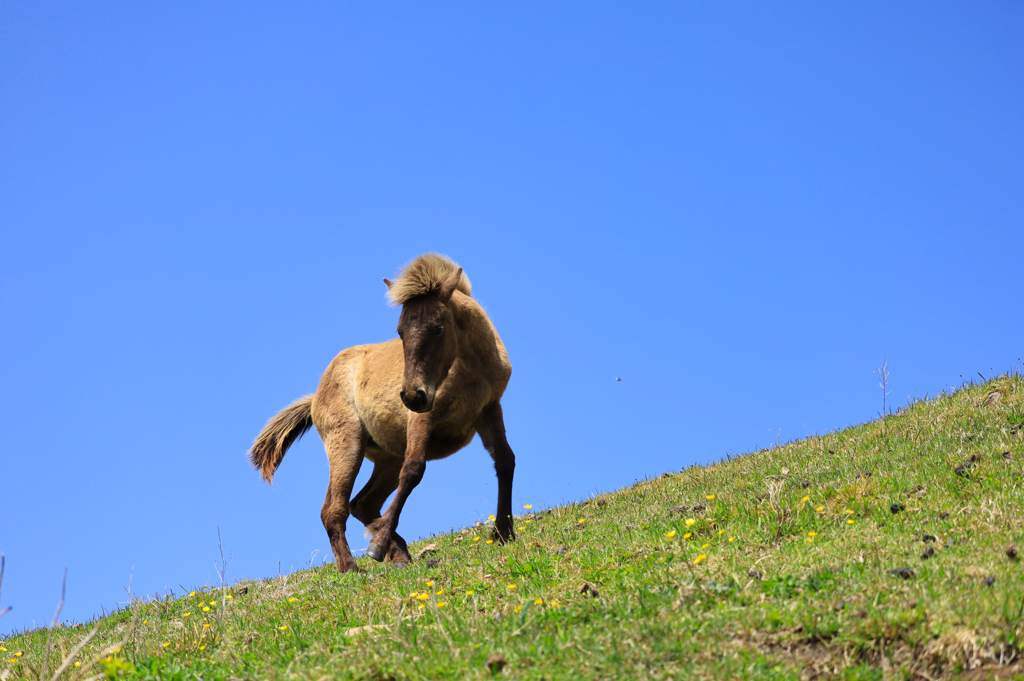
451, 294, 501, 366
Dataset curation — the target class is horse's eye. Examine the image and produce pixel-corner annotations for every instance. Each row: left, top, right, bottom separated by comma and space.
433, 325, 444, 336
397, 329, 403, 339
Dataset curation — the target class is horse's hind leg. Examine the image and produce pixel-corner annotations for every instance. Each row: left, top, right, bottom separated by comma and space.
477, 402, 517, 543
320, 427, 367, 573
350, 458, 412, 566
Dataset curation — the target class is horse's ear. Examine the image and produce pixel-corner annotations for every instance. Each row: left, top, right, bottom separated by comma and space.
383, 278, 393, 290
438, 268, 462, 302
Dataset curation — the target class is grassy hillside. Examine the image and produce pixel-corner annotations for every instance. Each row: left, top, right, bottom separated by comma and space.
3, 373, 1024, 680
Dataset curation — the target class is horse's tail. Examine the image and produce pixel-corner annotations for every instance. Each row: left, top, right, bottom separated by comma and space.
249, 395, 315, 484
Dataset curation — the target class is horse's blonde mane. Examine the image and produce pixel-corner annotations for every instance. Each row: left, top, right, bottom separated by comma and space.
386, 253, 472, 306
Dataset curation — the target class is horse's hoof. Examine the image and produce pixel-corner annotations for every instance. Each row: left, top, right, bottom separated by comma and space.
366, 543, 385, 562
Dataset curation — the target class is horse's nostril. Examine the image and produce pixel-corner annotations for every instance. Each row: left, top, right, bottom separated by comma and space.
416, 389, 426, 404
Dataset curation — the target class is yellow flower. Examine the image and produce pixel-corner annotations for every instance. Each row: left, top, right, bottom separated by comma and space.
801, 496, 809, 503
189, 591, 197, 597
488, 515, 496, 521
694, 554, 707, 564
465, 590, 474, 596
202, 607, 210, 612
143, 619, 149, 624
728, 536, 735, 542
437, 602, 447, 608
664, 530, 677, 538
534, 598, 544, 605
701, 543, 710, 549
288, 597, 296, 603
683, 532, 692, 539
706, 494, 716, 500
473, 536, 481, 542
847, 518, 855, 524
425, 580, 434, 587
815, 506, 825, 512
199, 645, 206, 651
525, 519, 532, 524
486, 539, 494, 544
524, 504, 533, 510
416, 593, 429, 601
717, 529, 725, 535
418, 603, 425, 609
517, 526, 525, 531
162, 642, 171, 648
203, 623, 211, 628
15, 652, 23, 657
514, 605, 523, 613
436, 589, 444, 595
279, 625, 288, 631
0, 647, 5, 651
686, 518, 696, 527
550, 600, 561, 608
507, 584, 516, 590
844, 509, 854, 515
578, 518, 586, 524
183, 612, 191, 617
807, 531, 816, 537
226, 594, 233, 600
74, 662, 81, 667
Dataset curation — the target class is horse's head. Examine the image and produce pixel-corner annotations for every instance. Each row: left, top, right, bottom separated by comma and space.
385, 268, 463, 413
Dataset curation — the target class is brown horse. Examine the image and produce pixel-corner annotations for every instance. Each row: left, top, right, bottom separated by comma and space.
249, 254, 516, 572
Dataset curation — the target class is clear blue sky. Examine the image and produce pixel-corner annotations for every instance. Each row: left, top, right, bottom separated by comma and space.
2, 2, 1022, 635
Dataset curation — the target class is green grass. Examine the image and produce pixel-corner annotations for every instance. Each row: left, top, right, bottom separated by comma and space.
4, 373, 1024, 680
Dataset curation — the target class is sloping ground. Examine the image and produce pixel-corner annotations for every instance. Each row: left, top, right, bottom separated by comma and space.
3, 373, 1023, 680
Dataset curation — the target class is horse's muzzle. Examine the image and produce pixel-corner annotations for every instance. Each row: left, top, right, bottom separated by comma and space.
400, 388, 433, 413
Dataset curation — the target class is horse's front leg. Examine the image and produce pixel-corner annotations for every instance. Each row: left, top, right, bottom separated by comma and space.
477, 402, 516, 543
365, 414, 430, 562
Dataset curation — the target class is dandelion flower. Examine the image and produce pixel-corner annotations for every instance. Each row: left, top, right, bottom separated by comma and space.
437, 602, 447, 608
418, 603, 425, 609
706, 494, 716, 500
517, 526, 525, 531
436, 589, 444, 595
815, 506, 824, 512
808, 531, 816, 537
728, 536, 735, 542
279, 625, 288, 631
202, 607, 210, 612
534, 598, 544, 605
488, 515, 496, 522
507, 584, 516, 590
683, 532, 692, 539
203, 623, 211, 628
717, 529, 725, 535
514, 605, 523, 613
701, 543, 710, 549
473, 537, 480, 542
685, 518, 696, 527
551, 600, 562, 608
75, 662, 81, 667
525, 519, 532, 524
844, 509, 853, 515
416, 593, 430, 601
425, 580, 434, 587
189, 591, 197, 597
847, 519, 855, 524
578, 518, 586, 524
183, 612, 191, 617
694, 554, 707, 564
162, 642, 171, 649
486, 539, 494, 544
199, 645, 206, 651
466, 590, 474, 596
664, 530, 677, 538
143, 620, 148, 625
524, 504, 533, 510
226, 594, 233, 600
15, 652, 23, 657
287, 597, 296, 603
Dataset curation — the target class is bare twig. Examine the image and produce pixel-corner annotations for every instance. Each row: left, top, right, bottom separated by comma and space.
42, 567, 68, 679
874, 357, 892, 417
48, 621, 101, 681
0, 553, 11, 617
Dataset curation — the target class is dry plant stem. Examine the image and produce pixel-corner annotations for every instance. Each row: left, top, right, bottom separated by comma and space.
48, 622, 101, 681
41, 567, 68, 680
0, 553, 11, 618
71, 607, 141, 681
